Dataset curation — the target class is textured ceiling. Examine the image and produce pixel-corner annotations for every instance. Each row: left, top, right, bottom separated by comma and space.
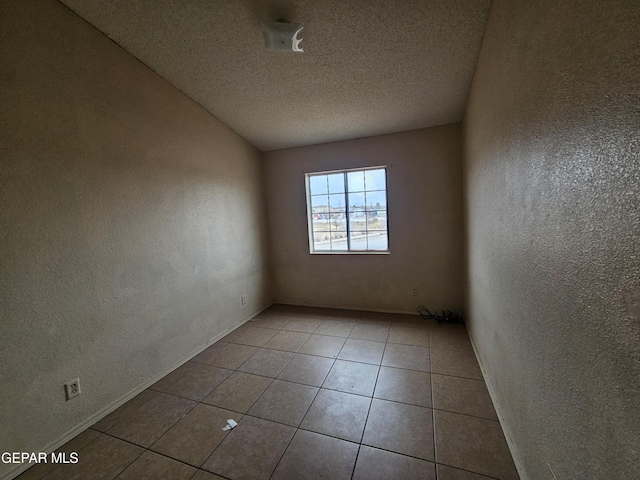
60, 0, 492, 151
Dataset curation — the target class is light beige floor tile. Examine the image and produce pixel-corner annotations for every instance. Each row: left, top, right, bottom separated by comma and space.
357, 311, 393, 325
237, 348, 294, 377
388, 326, 430, 347
382, 344, 430, 372
362, 399, 434, 461
296, 306, 330, 317
222, 325, 279, 347
41, 434, 143, 480
202, 372, 273, 413
300, 389, 371, 442
434, 410, 519, 479
271, 430, 359, 480
58, 429, 101, 453
429, 327, 474, 352
436, 464, 497, 480
432, 374, 497, 420
50, 428, 100, 460
191, 343, 258, 370
251, 310, 290, 321
338, 338, 385, 364
263, 330, 311, 352
16, 460, 56, 480
268, 304, 302, 315
282, 317, 324, 333
149, 361, 200, 392
315, 320, 355, 337
150, 404, 241, 467
17, 429, 101, 480
323, 308, 361, 320
107, 392, 196, 447
191, 342, 228, 364
323, 360, 380, 396
353, 445, 436, 480
247, 379, 318, 426
160, 362, 232, 401
299, 334, 346, 358
348, 323, 390, 342
202, 416, 295, 480
430, 349, 482, 380
374, 366, 432, 407
191, 471, 227, 480
248, 316, 291, 329
277, 353, 335, 387
392, 314, 433, 329
115, 450, 196, 479
427, 321, 467, 332
16, 462, 55, 480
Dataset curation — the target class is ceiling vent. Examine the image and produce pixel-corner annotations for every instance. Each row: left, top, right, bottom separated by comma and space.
262, 20, 304, 52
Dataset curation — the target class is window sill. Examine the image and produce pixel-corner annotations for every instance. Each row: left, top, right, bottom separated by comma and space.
309, 251, 390, 255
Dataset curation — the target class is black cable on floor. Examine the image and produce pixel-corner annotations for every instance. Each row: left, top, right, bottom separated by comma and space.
417, 306, 464, 324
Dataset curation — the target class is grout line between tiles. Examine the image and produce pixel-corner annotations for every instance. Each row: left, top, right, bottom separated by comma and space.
435, 462, 502, 480
265, 380, 325, 479
431, 365, 438, 477
349, 340, 386, 480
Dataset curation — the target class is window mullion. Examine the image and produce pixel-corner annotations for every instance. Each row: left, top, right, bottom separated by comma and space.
344, 172, 350, 251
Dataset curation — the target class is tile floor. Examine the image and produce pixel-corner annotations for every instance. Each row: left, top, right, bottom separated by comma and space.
18, 305, 519, 480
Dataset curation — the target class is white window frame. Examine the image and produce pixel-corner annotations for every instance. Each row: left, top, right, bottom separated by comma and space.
305, 166, 390, 254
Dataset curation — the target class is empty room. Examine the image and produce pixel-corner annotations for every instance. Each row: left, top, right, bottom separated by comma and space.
1, 0, 638, 479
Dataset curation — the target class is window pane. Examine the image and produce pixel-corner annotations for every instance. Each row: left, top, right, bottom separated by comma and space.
307, 167, 388, 253
329, 217, 346, 232
364, 191, 387, 211
312, 227, 332, 246
365, 169, 386, 191
330, 235, 348, 251
312, 216, 330, 231
367, 215, 387, 231
327, 174, 345, 194
347, 171, 365, 192
349, 231, 368, 251
367, 231, 388, 251
349, 215, 367, 232
309, 175, 328, 195
348, 192, 365, 212
329, 193, 346, 212
311, 194, 329, 213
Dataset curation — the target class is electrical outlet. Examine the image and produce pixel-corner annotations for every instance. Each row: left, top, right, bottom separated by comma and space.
411, 286, 418, 296
64, 378, 81, 401
241, 295, 246, 306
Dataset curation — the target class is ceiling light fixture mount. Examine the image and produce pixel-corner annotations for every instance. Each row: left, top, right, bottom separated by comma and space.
262, 19, 303, 53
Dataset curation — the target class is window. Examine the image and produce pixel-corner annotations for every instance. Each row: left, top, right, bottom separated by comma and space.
305, 166, 389, 253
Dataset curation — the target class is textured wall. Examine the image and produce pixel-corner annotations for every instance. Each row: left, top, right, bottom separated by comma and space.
264, 126, 464, 313
0, 1, 270, 476
463, 0, 640, 478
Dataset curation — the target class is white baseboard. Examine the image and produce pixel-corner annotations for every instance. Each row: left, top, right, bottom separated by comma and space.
274, 300, 420, 316
467, 332, 527, 480
3, 302, 272, 480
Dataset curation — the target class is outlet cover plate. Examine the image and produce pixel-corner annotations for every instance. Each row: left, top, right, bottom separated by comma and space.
65, 378, 81, 400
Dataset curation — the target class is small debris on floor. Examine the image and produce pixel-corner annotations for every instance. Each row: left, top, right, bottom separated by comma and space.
221, 419, 238, 431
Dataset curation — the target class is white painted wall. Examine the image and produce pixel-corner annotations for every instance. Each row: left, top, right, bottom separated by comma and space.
264, 126, 464, 314
0, 1, 270, 477
464, 0, 640, 478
